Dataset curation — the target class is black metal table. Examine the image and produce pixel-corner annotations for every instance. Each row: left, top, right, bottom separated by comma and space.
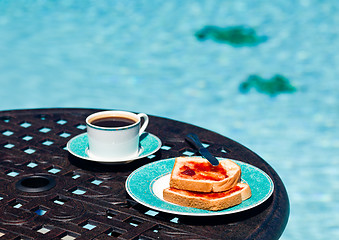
0, 108, 289, 239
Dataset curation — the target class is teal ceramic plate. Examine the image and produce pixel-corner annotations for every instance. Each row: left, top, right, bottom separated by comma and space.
67, 132, 161, 164
126, 157, 274, 216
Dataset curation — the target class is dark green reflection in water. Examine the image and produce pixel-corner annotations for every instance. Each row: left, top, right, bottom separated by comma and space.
239, 74, 297, 96
195, 25, 267, 47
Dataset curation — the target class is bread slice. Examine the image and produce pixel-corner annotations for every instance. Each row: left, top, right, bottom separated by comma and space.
169, 157, 241, 192
163, 182, 251, 211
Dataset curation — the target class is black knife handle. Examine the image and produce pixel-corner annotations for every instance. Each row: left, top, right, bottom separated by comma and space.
185, 133, 204, 149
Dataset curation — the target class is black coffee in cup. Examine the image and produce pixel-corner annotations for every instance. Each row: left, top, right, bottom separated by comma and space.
90, 116, 136, 128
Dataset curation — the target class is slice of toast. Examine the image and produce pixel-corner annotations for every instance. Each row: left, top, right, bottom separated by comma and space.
163, 182, 251, 211
169, 157, 241, 192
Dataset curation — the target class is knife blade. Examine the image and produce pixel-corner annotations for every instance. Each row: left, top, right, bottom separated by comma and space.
185, 133, 220, 166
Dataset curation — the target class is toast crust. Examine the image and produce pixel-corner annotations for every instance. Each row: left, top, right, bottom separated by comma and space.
163, 182, 251, 211
169, 157, 241, 192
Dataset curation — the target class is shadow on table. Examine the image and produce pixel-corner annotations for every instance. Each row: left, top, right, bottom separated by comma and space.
180, 195, 273, 225
67, 150, 163, 174
130, 193, 273, 226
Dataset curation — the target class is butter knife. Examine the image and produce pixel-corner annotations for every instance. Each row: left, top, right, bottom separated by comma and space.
185, 133, 220, 166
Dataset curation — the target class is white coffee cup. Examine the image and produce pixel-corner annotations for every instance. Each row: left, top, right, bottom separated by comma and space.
86, 110, 149, 160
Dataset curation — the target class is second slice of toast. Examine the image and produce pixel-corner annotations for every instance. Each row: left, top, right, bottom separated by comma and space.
163, 182, 251, 211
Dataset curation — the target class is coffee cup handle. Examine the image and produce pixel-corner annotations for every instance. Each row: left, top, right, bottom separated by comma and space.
138, 113, 149, 135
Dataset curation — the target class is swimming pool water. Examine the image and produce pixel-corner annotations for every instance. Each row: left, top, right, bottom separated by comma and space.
1, 1, 339, 239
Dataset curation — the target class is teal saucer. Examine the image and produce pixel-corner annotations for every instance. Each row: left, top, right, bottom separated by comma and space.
67, 132, 161, 164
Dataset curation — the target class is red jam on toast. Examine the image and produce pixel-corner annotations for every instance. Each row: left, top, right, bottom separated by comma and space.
179, 161, 228, 181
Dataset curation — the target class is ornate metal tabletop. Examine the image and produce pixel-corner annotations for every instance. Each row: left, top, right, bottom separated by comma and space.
0, 108, 289, 239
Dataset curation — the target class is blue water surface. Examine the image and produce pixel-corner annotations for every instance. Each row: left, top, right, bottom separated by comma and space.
1, 0, 339, 239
